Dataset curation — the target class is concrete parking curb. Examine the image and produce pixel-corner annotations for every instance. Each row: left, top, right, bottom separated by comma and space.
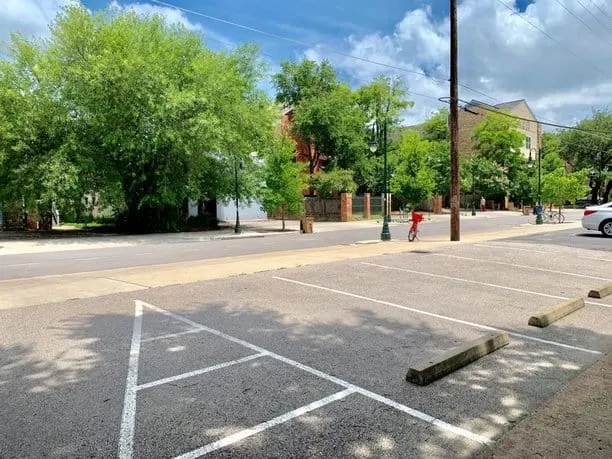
528, 297, 585, 328
588, 283, 612, 299
406, 332, 509, 386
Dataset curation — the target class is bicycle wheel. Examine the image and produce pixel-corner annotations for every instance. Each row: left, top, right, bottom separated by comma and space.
408, 228, 417, 241
558, 212, 565, 223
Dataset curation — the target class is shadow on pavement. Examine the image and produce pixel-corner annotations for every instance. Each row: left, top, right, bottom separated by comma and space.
1, 294, 609, 458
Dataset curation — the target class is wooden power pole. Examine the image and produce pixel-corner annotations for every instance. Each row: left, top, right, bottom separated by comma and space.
449, 0, 460, 241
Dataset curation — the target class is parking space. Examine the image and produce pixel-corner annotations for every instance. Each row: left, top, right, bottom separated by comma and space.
1, 233, 610, 458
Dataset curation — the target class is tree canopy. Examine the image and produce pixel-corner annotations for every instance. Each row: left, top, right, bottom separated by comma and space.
0, 5, 275, 231
559, 110, 612, 202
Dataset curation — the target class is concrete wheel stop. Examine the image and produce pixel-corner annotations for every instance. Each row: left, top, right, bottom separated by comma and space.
588, 283, 612, 299
406, 331, 509, 386
528, 297, 584, 328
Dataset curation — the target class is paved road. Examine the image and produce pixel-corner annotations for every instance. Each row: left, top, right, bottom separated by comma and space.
0, 213, 565, 280
1, 226, 610, 458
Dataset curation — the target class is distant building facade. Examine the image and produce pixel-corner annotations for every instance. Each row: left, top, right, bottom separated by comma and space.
458, 99, 542, 158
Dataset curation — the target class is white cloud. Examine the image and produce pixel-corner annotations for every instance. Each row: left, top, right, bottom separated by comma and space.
0, 0, 77, 45
310, 0, 612, 126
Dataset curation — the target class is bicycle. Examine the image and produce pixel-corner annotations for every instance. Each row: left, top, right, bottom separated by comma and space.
542, 207, 565, 224
408, 210, 424, 241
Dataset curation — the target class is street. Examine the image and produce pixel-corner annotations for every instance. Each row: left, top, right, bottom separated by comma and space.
1, 221, 610, 458
0, 211, 593, 280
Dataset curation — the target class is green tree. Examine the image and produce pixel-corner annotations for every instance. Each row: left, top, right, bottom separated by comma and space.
272, 59, 337, 107
355, 76, 413, 193
391, 131, 434, 208
291, 83, 366, 175
309, 169, 357, 198
541, 169, 589, 213
462, 156, 509, 201
421, 108, 449, 141
559, 110, 612, 203
472, 112, 524, 167
0, 5, 275, 232
428, 140, 450, 197
261, 135, 306, 231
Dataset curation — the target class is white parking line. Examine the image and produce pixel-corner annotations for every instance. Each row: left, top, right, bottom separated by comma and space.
273, 277, 601, 355
139, 301, 493, 446
137, 353, 266, 391
475, 244, 612, 262
118, 300, 143, 459
473, 244, 552, 254
431, 253, 611, 281
74, 257, 100, 261
361, 262, 612, 309
141, 329, 204, 343
5, 262, 41, 267
175, 389, 357, 458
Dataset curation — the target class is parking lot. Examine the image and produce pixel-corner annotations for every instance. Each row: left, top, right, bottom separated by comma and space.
1, 232, 611, 458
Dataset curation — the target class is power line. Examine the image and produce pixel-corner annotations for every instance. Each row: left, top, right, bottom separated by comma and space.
439, 97, 612, 143
198, 30, 442, 102
495, 0, 609, 78
150, 0, 606, 139
575, 0, 612, 34
587, 0, 610, 19
150, 0, 497, 102
552, 0, 612, 46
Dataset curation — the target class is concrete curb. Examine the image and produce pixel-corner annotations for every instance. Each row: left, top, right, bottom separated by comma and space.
406, 332, 509, 386
528, 297, 585, 328
214, 234, 265, 241
588, 283, 612, 299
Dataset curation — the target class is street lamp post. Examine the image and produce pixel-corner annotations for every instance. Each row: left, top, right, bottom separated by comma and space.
381, 122, 391, 241
234, 159, 242, 234
528, 148, 543, 225
369, 122, 391, 241
471, 167, 477, 216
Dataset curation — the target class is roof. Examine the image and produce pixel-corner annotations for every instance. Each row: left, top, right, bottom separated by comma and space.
463, 98, 537, 121
493, 99, 525, 112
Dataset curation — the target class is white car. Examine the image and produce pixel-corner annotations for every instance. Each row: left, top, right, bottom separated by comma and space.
582, 202, 612, 237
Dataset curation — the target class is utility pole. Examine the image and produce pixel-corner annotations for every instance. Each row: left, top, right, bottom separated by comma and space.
449, 0, 460, 241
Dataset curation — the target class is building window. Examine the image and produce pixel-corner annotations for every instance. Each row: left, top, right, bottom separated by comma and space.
525, 136, 531, 149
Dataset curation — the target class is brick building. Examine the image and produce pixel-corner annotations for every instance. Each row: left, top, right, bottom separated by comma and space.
458, 99, 541, 158
280, 107, 324, 175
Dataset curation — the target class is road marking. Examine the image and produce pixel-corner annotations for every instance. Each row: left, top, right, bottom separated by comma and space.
141, 328, 204, 343
4, 262, 41, 268
361, 262, 612, 309
137, 353, 266, 391
476, 244, 612, 262
578, 255, 612, 263
140, 301, 493, 446
431, 253, 611, 282
74, 257, 100, 261
273, 277, 601, 355
118, 300, 143, 459
175, 389, 357, 458
473, 244, 552, 254
135, 252, 154, 256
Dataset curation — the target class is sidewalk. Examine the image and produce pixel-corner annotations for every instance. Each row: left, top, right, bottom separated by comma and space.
0, 220, 581, 309
479, 352, 611, 458
0, 209, 583, 256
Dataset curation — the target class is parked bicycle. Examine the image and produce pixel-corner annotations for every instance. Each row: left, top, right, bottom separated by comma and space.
408, 210, 424, 241
531, 206, 565, 224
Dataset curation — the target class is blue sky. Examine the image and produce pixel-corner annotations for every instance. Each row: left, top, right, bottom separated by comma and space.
1, 1, 609, 125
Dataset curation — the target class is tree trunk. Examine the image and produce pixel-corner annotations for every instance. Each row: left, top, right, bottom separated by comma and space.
281, 203, 286, 231
603, 180, 611, 203
591, 182, 601, 204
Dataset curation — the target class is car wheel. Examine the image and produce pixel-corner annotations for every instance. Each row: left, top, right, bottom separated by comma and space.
601, 220, 612, 237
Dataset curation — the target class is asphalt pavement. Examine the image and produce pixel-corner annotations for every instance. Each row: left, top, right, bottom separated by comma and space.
0, 212, 587, 280
1, 223, 609, 458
